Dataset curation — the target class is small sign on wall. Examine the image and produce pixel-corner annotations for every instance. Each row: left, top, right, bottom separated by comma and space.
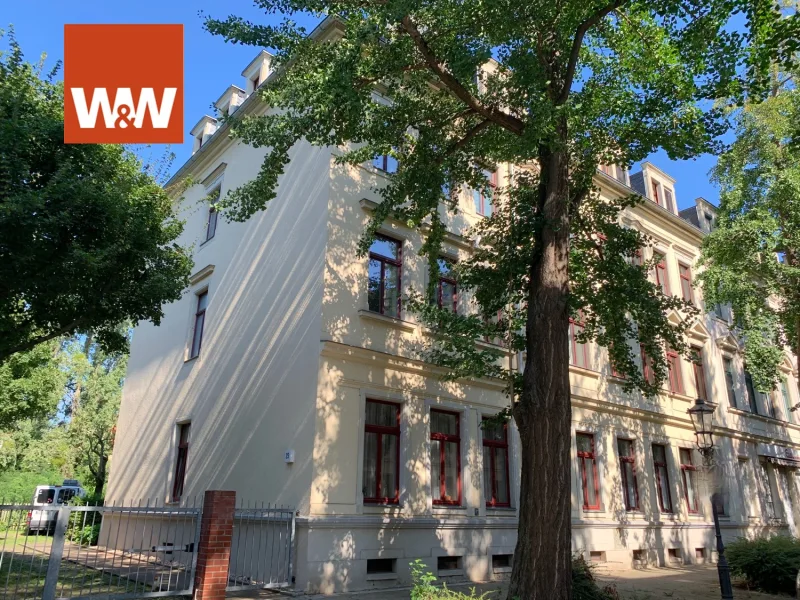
284, 450, 295, 464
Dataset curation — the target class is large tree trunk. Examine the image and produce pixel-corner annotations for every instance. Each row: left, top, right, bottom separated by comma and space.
508, 138, 573, 600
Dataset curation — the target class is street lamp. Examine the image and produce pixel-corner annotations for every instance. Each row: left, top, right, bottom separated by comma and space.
687, 397, 734, 600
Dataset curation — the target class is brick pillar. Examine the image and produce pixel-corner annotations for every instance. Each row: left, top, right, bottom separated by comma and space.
194, 490, 235, 600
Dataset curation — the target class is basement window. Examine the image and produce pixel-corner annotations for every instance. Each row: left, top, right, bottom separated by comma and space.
668, 548, 682, 563
589, 551, 606, 563
366, 558, 396, 575
437, 556, 462, 573
632, 549, 644, 563
492, 554, 512, 571
695, 548, 706, 559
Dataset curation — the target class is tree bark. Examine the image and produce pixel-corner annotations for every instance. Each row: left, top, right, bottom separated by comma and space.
93, 447, 107, 498
508, 132, 573, 600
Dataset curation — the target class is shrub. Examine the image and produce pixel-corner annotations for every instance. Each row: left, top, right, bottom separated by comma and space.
408, 556, 618, 600
727, 535, 800, 595
65, 494, 103, 546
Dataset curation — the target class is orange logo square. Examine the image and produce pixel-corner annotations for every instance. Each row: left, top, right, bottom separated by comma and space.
64, 24, 183, 144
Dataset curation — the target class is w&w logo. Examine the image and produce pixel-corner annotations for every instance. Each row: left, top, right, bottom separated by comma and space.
64, 24, 183, 144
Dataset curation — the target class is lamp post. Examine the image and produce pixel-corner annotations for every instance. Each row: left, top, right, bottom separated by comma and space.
687, 397, 734, 600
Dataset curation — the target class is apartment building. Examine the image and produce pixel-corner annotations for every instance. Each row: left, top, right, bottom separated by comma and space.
107, 31, 800, 594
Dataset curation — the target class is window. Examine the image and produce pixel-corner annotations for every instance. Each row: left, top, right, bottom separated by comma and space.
745, 371, 760, 414
366, 558, 395, 575
651, 180, 661, 205
252, 74, 260, 90
36, 489, 55, 504
368, 235, 402, 318
704, 212, 714, 232
434, 258, 457, 312
615, 165, 629, 185
172, 423, 190, 502
640, 344, 654, 385
630, 247, 643, 267
760, 463, 776, 519
679, 449, 699, 513
666, 348, 683, 394
492, 554, 512, 570
723, 358, 737, 408
431, 410, 461, 505
781, 380, 793, 423
713, 303, 729, 322
205, 206, 218, 241
204, 187, 220, 242
482, 419, 510, 507
767, 390, 778, 419
577, 433, 600, 510
617, 439, 639, 511
190, 291, 209, 359
373, 153, 398, 174
652, 444, 673, 513
569, 314, 590, 369
57, 488, 77, 504
473, 169, 496, 216
664, 188, 675, 213
437, 556, 461, 572
691, 348, 707, 401
654, 253, 670, 295
678, 263, 693, 302
363, 400, 400, 504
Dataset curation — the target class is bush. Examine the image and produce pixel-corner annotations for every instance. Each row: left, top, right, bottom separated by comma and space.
408, 556, 618, 600
727, 535, 800, 595
65, 493, 103, 546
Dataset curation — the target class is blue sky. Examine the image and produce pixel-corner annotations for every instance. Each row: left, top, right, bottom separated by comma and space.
6, 0, 720, 210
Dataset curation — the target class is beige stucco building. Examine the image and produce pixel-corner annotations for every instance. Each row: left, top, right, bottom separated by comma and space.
108, 35, 800, 594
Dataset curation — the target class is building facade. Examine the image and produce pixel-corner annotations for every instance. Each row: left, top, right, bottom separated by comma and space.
107, 32, 800, 595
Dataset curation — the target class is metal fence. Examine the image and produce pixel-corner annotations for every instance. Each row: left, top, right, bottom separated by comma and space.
226, 504, 294, 592
0, 500, 201, 600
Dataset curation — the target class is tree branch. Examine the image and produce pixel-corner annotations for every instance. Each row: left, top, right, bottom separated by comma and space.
400, 17, 526, 136
556, 0, 626, 105
0, 319, 84, 362
438, 118, 492, 163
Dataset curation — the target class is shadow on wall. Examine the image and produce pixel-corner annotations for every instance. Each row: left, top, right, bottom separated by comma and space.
107, 141, 332, 512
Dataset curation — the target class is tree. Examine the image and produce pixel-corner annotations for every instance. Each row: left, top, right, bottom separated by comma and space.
0, 341, 64, 428
64, 334, 126, 497
0, 32, 192, 362
205, 3, 799, 598
700, 80, 800, 398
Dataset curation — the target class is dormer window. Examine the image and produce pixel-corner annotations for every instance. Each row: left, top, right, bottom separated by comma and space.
242, 50, 272, 96
664, 188, 675, 213
252, 74, 260, 90
190, 116, 218, 155
651, 180, 661, 206
704, 212, 714, 231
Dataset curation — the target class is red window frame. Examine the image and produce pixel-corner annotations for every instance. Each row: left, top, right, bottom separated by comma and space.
474, 170, 497, 216
679, 448, 699, 514
190, 292, 208, 359
363, 399, 401, 504
577, 432, 601, 510
436, 258, 458, 312
654, 253, 670, 295
618, 438, 639, 511
368, 235, 402, 317
666, 348, 683, 394
653, 444, 673, 513
678, 263, 693, 302
640, 344, 655, 385
172, 423, 190, 502
482, 419, 511, 507
651, 180, 661, 205
431, 409, 462, 506
691, 349, 708, 401
569, 314, 590, 369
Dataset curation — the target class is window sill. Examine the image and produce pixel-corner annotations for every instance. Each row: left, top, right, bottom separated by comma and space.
438, 569, 464, 577
493, 567, 513, 574
358, 309, 416, 333
570, 365, 600, 379
728, 407, 790, 425
198, 236, 216, 249
184, 355, 199, 364
366, 572, 398, 582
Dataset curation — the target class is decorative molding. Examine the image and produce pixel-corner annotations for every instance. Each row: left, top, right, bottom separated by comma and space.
189, 264, 215, 285
358, 309, 416, 333
202, 162, 227, 188
716, 333, 741, 353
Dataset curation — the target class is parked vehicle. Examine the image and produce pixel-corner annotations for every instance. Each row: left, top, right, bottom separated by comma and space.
26, 480, 85, 534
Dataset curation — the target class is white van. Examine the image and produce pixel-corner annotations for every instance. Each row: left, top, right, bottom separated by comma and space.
27, 480, 85, 534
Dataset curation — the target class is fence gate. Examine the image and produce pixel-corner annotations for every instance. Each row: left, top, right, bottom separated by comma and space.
226, 505, 294, 592
0, 501, 201, 600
